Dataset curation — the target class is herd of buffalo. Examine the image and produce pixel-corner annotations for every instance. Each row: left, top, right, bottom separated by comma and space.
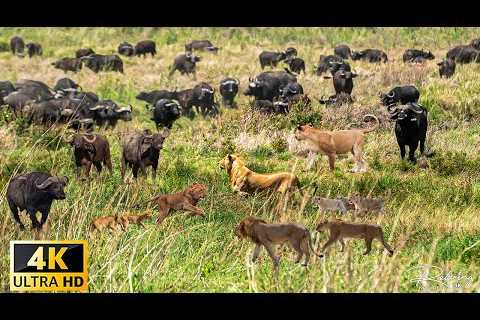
1, 34, 476, 248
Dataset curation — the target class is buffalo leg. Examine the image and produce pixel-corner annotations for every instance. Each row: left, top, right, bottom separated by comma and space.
408, 141, 418, 163
39, 210, 49, 229
27, 208, 40, 230
84, 161, 92, 178
120, 155, 127, 179
151, 160, 158, 180
399, 143, 406, 160
94, 162, 103, 175
132, 165, 139, 179
419, 138, 426, 155
8, 200, 25, 230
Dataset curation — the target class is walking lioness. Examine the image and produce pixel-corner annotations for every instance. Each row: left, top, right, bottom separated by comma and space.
294, 114, 379, 172
316, 219, 394, 257
218, 154, 300, 195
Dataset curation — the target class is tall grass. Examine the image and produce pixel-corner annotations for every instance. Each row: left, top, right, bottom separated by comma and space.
0, 28, 479, 292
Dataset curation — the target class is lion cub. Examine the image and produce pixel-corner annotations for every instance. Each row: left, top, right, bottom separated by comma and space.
90, 215, 125, 233
145, 183, 208, 225
119, 211, 153, 229
350, 194, 385, 215
235, 216, 321, 272
312, 196, 355, 213
316, 219, 394, 257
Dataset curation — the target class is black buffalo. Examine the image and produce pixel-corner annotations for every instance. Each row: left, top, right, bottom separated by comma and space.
118, 42, 135, 57
53, 78, 81, 93
219, 78, 240, 108
15, 79, 56, 101
10, 36, 25, 56
135, 40, 156, 58
446, 45, 480, 64
351, 49, 388, 63
285, 47, 298, 58
470, 38, 480, 50
68, 133, 112, 179
380, 85, 420, 107
169, 52, 201, 77
81, 54, 124, 73
0, 81, 16, 105
388, 102, 428, 163
185, 40, 219, 53
438, 58, 456, 78
88, 101, 132, 129
284, 57, 306, 74
76, 48, 95, 58
315, 55, 344, 75
52, 57, 83, 73
318, 92, 353, 106
121, 129, 170, 179
244, 70, 297, 102
279, 82, 304, 100
259, 51, 287, 69
25, 43, 43, 58
7, 172, 68, 230
150, 98, 181, 129
2, 92, 33, 116
252, 100, 288, 115
136, 90, 176, 105
334, 45, 351, 59
403, 49, 434, 63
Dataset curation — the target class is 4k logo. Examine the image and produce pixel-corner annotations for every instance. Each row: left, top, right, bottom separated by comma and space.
10, 241, 88, 292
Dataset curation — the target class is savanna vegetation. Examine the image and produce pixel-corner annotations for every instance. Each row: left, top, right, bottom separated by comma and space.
0, 27, 479, 292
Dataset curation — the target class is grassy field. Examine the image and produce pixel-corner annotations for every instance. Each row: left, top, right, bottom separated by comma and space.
0, 27, 479, 293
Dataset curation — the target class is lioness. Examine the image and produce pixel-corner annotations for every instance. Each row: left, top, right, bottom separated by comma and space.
294, 115, 379, 172
316, 219, 394, 257
144, 183, 208, 225
218, 154, 300, 195
235, 216, 321, 272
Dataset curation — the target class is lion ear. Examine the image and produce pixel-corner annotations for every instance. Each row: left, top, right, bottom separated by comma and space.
228, 154, 233, 162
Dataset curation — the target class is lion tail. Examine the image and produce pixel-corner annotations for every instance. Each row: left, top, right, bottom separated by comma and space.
361, 114, 379, 134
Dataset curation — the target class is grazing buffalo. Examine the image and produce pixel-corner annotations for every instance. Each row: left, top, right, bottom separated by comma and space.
334, 45, 352, 59
136, 90, 176, 105
53, 78, 81, 93
10, 36, 25, 56
315, 55, 344, 75
284, 57, 306, 74
150, 98, 181, 129
15, 79, 56, 101
68, 133, 112, 179
25, 43, 43, 57
380, 85, 420, 107
388, 102, 428, 163
244, 70, 297, 102
351, 49, 388, 63
2, 92, 33, 116
76, 48, 95, 58
118, 42, 135, 57
81, 54, 124, 73
219, 77, 240, 108
470, 38, 480, 50
22, 100, 70, 126
88, 101, 132, 129
121, 129, 170, 179
282, 93, 311, 109
52, 57, 83, 73
438, 58, 456, 78
285, 47, 298, 58
135, 40, 156, 58
0, 81, 16, 105
185, 40, 219, 53
403, 49, 434, 63
446, 45, 480, 64
259, 51, 287, 69
169, 52, 201, 77
7, 172, 68, 230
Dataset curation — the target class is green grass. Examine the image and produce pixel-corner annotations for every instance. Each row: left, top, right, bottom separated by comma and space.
0, 27, 480, 293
